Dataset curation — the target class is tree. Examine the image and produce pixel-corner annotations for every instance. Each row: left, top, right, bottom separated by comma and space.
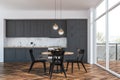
115, 38, 120, 43
97, 32, 105, 43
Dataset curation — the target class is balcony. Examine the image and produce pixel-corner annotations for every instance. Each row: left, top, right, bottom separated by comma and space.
97, 43, 120, 74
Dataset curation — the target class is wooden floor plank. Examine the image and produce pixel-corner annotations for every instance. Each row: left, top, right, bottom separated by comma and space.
0, 62, 119, 80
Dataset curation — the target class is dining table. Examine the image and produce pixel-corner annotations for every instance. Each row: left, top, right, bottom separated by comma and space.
41, 51, 74, 55
41, 50, 74, 73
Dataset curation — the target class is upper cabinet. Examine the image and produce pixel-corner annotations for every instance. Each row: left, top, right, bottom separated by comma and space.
24, 20, 31, 37
15, 20, 24, 37
6, 20, 67, 37
6, 20, 16, 37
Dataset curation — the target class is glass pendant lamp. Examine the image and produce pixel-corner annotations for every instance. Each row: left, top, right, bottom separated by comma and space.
58, 28, 64, 35
53, 0, 58, 30
53, 23, 58, 30
58, 0, 64, 35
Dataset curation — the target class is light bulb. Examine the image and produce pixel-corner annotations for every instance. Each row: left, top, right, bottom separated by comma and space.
58, 28, 64, 35
53, 23, 58, 30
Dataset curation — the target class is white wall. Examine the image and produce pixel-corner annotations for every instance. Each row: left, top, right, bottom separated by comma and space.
0, 9, 89, 62
88, 8, 95, 64
0, 19, 4, 62
0, 8, 89, 19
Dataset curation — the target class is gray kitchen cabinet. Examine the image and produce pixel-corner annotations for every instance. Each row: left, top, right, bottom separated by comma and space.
15, 20, 24, 37
15, 48, 26, 62
66, 19, 87, 63
6, 20, 67, 37
6, 20, 16, 37
4, 48, 48, 62
30, 20, 38, 37
37, 21, 44, 37
4, 48, 16, 62
24, 20, 31, 37
25, 48, 31, 62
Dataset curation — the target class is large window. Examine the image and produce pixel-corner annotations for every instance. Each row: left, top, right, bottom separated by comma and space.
108, 0, 120, 9
95, 0, 120, 77
96, 0, 106, 18
109, 5, 120, 74
96, 15, 106, 67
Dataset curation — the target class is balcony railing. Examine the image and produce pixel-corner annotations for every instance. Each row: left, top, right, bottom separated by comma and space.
97, 43, 120, 61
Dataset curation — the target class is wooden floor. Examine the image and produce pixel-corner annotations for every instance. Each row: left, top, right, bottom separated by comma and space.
98, 61, 120, 74
0, 62, 119, 80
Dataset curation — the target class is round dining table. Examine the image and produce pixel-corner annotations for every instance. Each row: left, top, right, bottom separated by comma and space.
41, 51, 74, 55
41, 51, 74, 73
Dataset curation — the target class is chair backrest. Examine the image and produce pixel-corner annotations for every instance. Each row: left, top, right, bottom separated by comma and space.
51, 50, 65, 64
29, 49, 35, 61
77, 49, 85, 61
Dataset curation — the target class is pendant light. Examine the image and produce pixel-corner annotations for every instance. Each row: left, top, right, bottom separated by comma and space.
53, 0, 58, 30
53, 23, 58, 30
58, 0, 64, 35
58, 28, 64, 35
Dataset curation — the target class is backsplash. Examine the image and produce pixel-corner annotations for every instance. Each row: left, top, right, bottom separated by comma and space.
4, 38, 67, 48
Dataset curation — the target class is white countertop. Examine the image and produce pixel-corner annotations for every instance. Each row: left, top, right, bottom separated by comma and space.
4, 37, 67, 48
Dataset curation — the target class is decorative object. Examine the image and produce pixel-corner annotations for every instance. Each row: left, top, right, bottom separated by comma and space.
53, 0, 58, 30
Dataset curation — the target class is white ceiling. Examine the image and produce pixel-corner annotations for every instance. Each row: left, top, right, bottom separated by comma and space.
0, 0, 102, 10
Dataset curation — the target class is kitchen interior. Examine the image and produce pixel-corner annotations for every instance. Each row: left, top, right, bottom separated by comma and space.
4, 19, 87, 62
1, 0, 118, 80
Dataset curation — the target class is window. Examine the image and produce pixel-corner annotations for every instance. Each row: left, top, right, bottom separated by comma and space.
96, 16, 106, 67
96, 16, 106, 43
95, 0, 120, 77
96, 0, 106, 18
108, 0, 120, 9
109, 5, 120, 43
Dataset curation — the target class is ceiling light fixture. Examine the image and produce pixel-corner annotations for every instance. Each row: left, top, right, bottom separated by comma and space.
53, 0, 58, 30
58, 0, 64, 35
58, 28, 64, 35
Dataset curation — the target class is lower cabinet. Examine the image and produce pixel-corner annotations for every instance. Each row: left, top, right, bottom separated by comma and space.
15, 48, 26, 62
4, 48, 48, 62
4, 48, 16, 62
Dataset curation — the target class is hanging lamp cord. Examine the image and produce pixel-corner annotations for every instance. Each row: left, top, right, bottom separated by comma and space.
55, 0, 56, 19
60, 0, 62, 19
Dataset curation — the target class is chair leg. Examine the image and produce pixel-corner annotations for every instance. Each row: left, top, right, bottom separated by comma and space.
66, 62, 69, 71
77, 62, 80, 70
57, 65, 59, 72
28, 62, 34, 72
81, 62, 87, 72
60, 66, 62, 74
43, 62, 46, 74
61, 64, 67, 78
50, 63, 54, 79
71, 62, 73, 73
49, 63, 52, 74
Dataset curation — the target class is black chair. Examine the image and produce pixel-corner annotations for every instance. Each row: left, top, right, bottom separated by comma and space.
28, 49, 47, 74
49, 50, 67, 79
66, 49, 87, 73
